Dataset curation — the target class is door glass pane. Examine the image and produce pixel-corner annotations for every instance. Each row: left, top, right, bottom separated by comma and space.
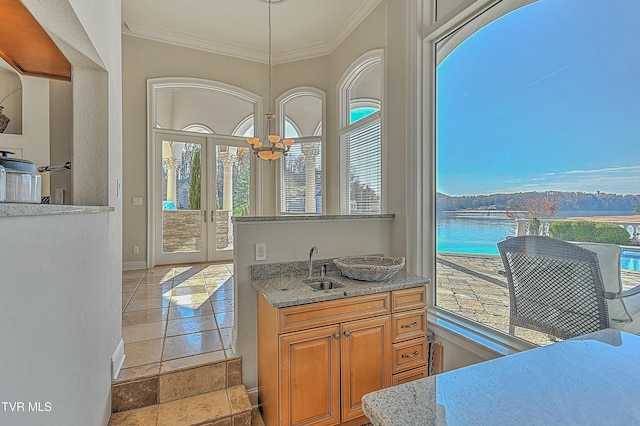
215, 145, 250, 251
162, 140, 203, 253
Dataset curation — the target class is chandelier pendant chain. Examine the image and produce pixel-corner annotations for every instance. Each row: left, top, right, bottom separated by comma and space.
267, 0, 273, 116
245, 0, 294, 161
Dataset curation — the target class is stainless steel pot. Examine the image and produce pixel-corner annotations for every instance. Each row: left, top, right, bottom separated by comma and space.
0, 151, 41, 203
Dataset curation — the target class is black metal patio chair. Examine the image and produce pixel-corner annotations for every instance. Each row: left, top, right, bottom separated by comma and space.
497, 236, 640, 340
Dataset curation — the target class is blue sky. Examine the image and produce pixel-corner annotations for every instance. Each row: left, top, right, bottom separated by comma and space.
436, 0, 640, 196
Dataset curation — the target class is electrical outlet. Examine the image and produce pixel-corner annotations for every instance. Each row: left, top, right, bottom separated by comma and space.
133, 197, 143, 206
255, 243, 267, 261
133, 246, 140, 254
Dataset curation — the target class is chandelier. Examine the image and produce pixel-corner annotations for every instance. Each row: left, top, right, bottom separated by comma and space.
247, 0, 294, 161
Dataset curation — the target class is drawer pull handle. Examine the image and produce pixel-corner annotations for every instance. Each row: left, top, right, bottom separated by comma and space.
401, 321, 418, 329
402, 351, 419, 359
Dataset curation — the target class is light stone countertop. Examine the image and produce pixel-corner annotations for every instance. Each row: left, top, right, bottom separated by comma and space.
234, 214, 394, 223
362, 329, 640, 426
252, 268, 430, 308
0, 203, 114, 217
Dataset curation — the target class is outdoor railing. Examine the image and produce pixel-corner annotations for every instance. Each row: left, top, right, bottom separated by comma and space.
515, 218, 640, 245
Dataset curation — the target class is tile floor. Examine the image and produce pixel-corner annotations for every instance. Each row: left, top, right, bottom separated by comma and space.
118, 262, 236, 382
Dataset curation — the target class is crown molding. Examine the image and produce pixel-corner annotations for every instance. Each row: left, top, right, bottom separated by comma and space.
122, 0, 381, 64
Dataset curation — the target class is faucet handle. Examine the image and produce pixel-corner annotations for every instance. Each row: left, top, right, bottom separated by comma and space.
321, 263, 327, 277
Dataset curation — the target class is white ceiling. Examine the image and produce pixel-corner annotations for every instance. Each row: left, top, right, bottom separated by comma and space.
121, 0, 382, 64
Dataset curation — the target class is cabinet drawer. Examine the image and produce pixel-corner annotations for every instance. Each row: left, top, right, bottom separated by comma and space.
392, 337, 427, 374
279, 292, 391, 333
392, 310, 427, 343
392, 286, 426, 312
392, 366, 428, 386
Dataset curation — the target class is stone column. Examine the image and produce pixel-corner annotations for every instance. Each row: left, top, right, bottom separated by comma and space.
301, 144, 320, 213
163, 157, 181, 207
219, 152, 235, 211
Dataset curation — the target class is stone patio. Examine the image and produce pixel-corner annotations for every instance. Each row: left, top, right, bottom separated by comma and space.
436, 253, 640, 346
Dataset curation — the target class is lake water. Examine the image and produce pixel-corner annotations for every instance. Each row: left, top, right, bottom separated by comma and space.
437, 213, 640, 271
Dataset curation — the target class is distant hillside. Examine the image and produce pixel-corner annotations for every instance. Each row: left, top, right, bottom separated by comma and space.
436, 191, 640, 214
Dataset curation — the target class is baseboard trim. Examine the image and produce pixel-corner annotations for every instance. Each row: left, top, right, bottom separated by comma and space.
123, 261, 148, 271
111, 338, 126, 380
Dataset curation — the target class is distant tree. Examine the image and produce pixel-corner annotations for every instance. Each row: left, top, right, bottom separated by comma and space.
635, 205, 640, 215
188, 149, 201, 210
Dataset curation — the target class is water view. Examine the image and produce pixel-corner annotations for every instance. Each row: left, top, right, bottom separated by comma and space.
437, 212, 640, 271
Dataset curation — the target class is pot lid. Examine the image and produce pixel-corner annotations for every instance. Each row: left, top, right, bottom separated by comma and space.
0, 151, 37, 172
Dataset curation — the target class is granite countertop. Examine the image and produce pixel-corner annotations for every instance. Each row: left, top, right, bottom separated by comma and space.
252, 260, 429, 308
362, 329, 640, 426
0, 203, 114, 217
234, 214, 394, 223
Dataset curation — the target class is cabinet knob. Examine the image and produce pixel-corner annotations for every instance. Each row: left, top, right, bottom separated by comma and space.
344, 331, 351, 337
333, 333, 340, 340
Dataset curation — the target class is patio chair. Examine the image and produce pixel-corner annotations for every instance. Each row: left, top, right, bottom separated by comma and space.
497, 236, 640, 340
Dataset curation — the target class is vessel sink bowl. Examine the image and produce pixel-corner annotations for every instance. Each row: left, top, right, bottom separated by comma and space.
303, 278, 344, 291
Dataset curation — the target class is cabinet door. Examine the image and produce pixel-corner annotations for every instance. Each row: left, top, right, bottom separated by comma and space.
340, 316, 391, 422
280, 325, 341, 426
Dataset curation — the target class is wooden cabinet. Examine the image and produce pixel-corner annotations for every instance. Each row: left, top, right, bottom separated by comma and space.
258, 286, 426, 426
279, 325, 341, 426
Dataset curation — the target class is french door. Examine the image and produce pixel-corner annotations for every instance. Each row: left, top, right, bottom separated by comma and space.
152, 131, 251, 265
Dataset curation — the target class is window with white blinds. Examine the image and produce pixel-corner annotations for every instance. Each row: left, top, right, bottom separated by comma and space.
340, 112, 381, 214
280, 140, 322, 214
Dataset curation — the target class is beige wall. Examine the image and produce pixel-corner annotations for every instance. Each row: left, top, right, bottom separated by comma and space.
121, 2, 395, 266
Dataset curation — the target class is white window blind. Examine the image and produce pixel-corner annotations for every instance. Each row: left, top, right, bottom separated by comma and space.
280, 140, 322, 214
340, 113, 381, 214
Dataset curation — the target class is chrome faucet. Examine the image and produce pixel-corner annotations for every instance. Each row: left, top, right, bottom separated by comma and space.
309, 246, 319, 278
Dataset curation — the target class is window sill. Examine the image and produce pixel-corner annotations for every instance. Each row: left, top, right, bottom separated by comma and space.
428, 308, 537, 358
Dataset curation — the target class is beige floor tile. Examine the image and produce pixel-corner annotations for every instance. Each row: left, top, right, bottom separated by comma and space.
131, 287, 171, 300
168, 303, 214, 320
123, 321, 167, 343
125, 298, 170, 312
170, 293, 211, 307
166, 315, 217, 337
219, 327, 233, 349
122, 282, 140, 291
160, 351, 227, 374
215, 312, 234, 328
115, 363, 160, 383
170, 284, 207, 296
108, 405, 158, 426
140, 275, 173, 285
162, 330, 223, 360
123, 308, 169, 326
123, 339, 163, 369
173, 277, 206, 286
251, 408, 266, 426
157, 390, 230, 426
227, 385, 252, 415
212, 299, 234, 313
111, 376, 159, 413
136, 282, 176, 292
226, 358, 242, 387
159, 362, 227, 403
123, 268, 146, 276
209, 289, 234, 301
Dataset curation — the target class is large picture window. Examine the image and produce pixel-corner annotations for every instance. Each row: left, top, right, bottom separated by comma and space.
433, 0, 640, 345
